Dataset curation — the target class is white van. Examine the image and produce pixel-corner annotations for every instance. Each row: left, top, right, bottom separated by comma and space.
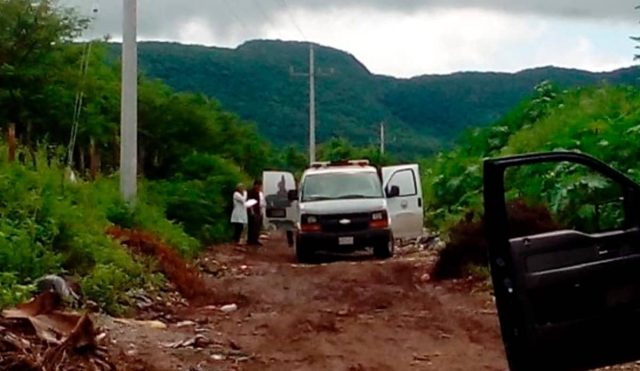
262, 159, 423, 262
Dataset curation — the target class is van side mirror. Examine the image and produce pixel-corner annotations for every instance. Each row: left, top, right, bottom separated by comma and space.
386, 185, 400, 198
287, 189, 298, 201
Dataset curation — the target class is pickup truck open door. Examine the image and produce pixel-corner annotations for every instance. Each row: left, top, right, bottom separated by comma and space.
483, 151, 640, 371
382, 164, 424, 240
262, 171, 297, 228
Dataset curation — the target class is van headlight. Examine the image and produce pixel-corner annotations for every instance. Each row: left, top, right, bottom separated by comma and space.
371, 211, 385, 220
300, 214, 320, 232
370, 211, 389, 229
302, 215, 317, 224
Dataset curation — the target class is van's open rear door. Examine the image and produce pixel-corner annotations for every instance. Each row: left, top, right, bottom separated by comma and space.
262, 171, 297, 228
483, 151, 640, 371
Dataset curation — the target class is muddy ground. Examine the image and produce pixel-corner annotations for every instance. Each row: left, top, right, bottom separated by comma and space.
102, 231, 507, 371
95, 231, 640, 371
6, 231, 640, 370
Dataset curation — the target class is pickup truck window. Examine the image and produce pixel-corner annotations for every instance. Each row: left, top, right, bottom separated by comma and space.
301, 172, 383, 202
504, 163, 625, 235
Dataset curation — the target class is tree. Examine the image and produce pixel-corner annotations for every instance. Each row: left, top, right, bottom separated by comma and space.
632, 5, 640, 60
0, 0, 89, 162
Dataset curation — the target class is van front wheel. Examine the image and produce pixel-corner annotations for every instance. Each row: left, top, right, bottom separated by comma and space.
373, 234, 394, 259
295, 239, 315, 263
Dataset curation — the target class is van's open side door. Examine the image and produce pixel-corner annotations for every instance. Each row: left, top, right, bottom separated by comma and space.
483, 151, 640, 371
262, 171, 297, 228
382, 164, 424, 240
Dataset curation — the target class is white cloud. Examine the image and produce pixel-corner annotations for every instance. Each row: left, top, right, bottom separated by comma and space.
259, 8, 546, 76
102, 4, 635, 77
176, 19, 216, 45
531, 36, 631, 72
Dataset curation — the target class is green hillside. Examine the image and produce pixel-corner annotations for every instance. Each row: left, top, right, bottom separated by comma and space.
108, 40, 640, 159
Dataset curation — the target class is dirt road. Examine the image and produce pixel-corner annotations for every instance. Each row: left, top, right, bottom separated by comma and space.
109, 232, 508, 371
7, 231, 637, 370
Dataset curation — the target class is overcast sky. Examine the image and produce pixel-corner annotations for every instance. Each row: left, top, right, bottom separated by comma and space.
64, 0, 638, 77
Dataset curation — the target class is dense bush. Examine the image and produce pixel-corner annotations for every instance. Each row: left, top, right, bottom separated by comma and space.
0, 150, 190, 313
432, 199, 561, 279
425, 83, 640, 278
149, 154, 247, 246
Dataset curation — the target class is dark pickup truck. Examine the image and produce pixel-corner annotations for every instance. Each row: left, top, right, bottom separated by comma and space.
484, 151, 640, 371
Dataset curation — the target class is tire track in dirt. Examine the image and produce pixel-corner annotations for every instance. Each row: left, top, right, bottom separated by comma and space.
182, 233, 509, 370
105, 232, 510, 370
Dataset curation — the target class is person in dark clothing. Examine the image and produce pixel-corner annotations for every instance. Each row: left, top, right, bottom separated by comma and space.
246, 180, 263, 246
284, 178, 299, 248
286, 230, 294, 247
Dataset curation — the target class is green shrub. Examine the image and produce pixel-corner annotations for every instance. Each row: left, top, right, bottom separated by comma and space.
0, 150, 193, 313
149, 154, 246, 246
0, 272, 36, 309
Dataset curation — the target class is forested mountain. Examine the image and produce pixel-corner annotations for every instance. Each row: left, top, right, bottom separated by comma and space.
108, 40, 639, 158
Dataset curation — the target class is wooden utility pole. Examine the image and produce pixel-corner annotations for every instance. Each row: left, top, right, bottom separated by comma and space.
6, 124, 16, 163
290, 43, 333, 164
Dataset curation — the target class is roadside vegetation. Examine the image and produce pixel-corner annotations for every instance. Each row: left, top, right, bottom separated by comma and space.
0, 0, 271, 312
424, 81, 640, 279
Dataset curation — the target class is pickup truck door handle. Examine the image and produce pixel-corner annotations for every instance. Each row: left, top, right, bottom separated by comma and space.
400, 200, 408, 208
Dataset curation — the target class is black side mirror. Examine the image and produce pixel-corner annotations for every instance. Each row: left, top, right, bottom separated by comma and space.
386, 185, 400, 198
287, 189, 298, 201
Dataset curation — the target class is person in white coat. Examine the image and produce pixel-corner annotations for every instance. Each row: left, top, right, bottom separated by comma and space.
230, 183, 248, 245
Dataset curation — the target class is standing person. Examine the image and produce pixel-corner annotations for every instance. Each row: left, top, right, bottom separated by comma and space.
246, 180, 263, 246
230, 183, 248, 246
284, 178, 299, 247
285, 228, 295, 247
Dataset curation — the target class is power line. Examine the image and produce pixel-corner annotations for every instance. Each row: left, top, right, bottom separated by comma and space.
220, 0, 251, 35
67, 2, 100, 170
274, 0, 307, 40
247, 0, 284, 39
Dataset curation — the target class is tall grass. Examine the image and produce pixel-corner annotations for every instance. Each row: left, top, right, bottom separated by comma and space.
0, 145, 198, 314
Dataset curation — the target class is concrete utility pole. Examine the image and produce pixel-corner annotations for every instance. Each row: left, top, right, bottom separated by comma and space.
120, 0, 137, 206
380, 121, 385, 155
290, 43, 333, 163
309, 45, 315, 163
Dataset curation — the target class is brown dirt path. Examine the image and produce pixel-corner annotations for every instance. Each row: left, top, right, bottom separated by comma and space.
99, 231, 640, 370
107, 232, 508, 370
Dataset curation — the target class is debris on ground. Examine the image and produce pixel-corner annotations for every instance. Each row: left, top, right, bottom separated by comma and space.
34, 275, 82, 304
112, 318, 167, 329
395, 230, 444, 256
219, 304, 238, 313
0, 291, 114, 371
195, 257, 225, 276
160, 334, 211, 349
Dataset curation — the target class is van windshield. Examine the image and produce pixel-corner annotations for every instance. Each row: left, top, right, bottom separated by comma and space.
301, 172, 383, 202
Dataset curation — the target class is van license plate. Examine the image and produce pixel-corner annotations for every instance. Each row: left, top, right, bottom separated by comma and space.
339, 237, 354, 245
